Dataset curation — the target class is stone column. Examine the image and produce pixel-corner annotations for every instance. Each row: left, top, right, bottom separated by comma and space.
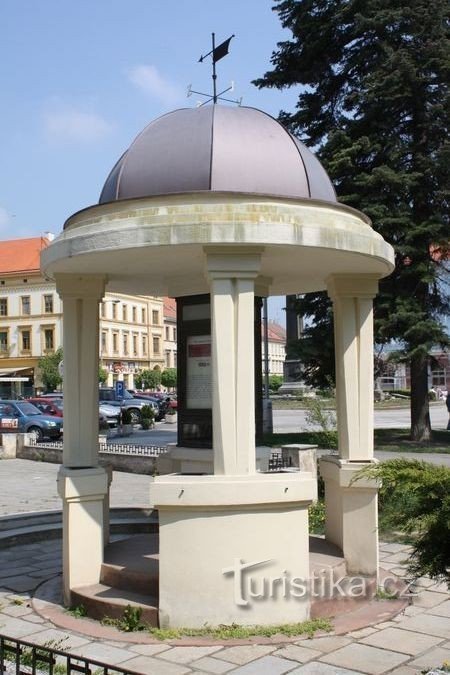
320, 275, 380, 576
205, 247, 263, 475
55, 274, 108, 605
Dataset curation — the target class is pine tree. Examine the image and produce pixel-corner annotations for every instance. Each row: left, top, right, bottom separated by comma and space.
255, 0, 450, 440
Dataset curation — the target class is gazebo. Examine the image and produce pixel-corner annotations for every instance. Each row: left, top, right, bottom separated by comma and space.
41, 104, 394, 628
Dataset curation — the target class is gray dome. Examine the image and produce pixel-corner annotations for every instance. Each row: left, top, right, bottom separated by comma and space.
99, 105, 336, 204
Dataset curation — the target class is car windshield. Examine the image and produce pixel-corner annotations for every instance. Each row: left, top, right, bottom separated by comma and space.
52, 400, 63, 411
16, 402, 41, 416
123, 390, 134, 400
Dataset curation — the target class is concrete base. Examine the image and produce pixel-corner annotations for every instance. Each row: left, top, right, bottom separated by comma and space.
58, 466, 108, 606
320, 456, 379, 577
150, 472, 315, 628
157, 445, 272, 475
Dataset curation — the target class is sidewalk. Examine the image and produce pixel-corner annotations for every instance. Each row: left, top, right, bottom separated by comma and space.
0, 460, 449, 674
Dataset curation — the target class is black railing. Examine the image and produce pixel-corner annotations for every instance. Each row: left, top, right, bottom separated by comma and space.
0, 634, 139, 675
27, 438, 168, 457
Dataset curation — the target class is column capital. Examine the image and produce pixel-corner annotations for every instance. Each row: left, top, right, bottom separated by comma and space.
326, 274, 379, 300
203, 246, 264, 279
55, 274, 106, 300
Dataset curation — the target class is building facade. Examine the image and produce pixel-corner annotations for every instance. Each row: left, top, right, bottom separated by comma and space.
0, 237, 167, 395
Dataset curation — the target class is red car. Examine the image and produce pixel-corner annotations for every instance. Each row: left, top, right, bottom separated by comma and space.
27, 397, 63, 417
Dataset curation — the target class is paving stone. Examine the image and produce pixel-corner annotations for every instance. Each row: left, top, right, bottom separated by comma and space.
388, 668, 421, 675
275, 644, 323, 663
320, 643, 410, 674
373, 621, 397, 629
403, 605, 426, 617
24, 627, 91, 650
70, 642, 135, 665
399, 614, 450, 639
0, 615, 43, 638
412, 590, 449, 609
409, 646, 450, 669
1, 603, 33, 617
119, 655, 191, 675
379, 544, 412, 554
0, 566, 40, 578
128, 643, 172, 655
361, 627, 442, 655
190, 655, 236, 673
229, 654, 299, 674
427, 601, 450, 618
295, 636, 352, 653
348, 627, 378, 638
1, 576, 39, 592
214, 645, 276, 665
414, 577, 440, 589
159, 646, 223, 664
286, 663, 361, 674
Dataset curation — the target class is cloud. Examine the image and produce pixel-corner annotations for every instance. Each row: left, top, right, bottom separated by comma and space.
128, 65, 183, 105
43, 105, 114, 143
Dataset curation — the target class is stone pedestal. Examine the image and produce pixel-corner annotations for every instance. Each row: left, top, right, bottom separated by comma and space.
58, 466, 108, 606
320, 456, 379, 576
157, 444, 272, 475
150, 473, 315, 627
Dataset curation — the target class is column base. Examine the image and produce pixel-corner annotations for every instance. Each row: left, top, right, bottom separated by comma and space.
150, 473, 315, 628
320, 456, 379, 577
58, 466, 108, 606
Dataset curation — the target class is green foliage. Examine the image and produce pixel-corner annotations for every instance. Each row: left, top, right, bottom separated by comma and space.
120, 408, 133, 425
269, 374, 283, 392
38, 347, 63, 392
304, 397, 336, 432
98, 367, 108, 385
161, 368, 177, 389
140, 404, 155, 430
255, 0, 450, 439
67, 604, 87, 618
309, 500, 325, 534
147, 617, 332, 641
355, 459, 450, 586
102, 605, 147, 632
135, 369, 161, 390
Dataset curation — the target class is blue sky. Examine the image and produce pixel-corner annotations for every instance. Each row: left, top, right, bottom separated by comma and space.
0, 1, 300, 323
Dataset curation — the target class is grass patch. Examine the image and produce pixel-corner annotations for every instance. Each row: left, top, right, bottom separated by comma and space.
263, 429, 449, 453
147, 617, 332, 641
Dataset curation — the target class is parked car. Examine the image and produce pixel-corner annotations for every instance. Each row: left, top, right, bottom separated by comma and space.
27, 397, 63, 417
98, 387, 161, 422
0, 400, 62, 441
30, 396, 120, 428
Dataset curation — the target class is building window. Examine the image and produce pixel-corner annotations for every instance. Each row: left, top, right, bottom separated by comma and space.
153, 336, 160, 354
44, 328, 54, 351
0, 331, 8, 353
132, 306, 137, 322
112, 303, 117, 320
101, 331, 107, 353
142, 335, 147, 355
165, 350, 171, 367
165, 326, 169, 340
431, 369, 446, 387
133, 334, 138, 356
0, 299, 7, 316
122, 304, 127, 321
44, 295, 54, 313
21, 296, 31, 315
152, 310, 159, 325
100, 303, 105, 318
141, 308, 146, 324
123, 333, 129, 355
173, 351, 177, 368
173, 327, 177, 341
112, 333, 118, 353
21, 330, 31, 352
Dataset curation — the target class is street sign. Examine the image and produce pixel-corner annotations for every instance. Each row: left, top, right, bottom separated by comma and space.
115, 380, 125, 400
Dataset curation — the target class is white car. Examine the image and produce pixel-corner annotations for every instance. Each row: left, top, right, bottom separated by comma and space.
99, 403, 121, 427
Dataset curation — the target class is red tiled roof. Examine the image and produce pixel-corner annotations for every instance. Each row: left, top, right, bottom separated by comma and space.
0, 237, 49, 275
164, 297, 177, 319
265, 321, 286, 343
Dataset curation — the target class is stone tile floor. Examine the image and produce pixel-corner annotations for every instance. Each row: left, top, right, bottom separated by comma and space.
0, 540, 449, 674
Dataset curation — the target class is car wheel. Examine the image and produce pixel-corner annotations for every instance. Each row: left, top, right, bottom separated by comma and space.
128, 408, 141, 424
28, 426, 44, 442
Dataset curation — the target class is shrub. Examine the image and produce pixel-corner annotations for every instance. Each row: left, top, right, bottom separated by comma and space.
120, 408, 132, 425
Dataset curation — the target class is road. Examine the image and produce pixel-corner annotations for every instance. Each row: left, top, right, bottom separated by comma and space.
272, 403, 449, 432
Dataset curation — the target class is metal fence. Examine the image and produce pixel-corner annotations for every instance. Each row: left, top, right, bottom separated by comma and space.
0, 634, 139, 675
27, 438, 168, 457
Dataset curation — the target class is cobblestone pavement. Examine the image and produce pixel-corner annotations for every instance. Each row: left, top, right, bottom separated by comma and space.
0, 460, 449, 674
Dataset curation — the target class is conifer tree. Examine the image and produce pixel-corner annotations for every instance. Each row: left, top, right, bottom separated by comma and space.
255, 0, 449, 440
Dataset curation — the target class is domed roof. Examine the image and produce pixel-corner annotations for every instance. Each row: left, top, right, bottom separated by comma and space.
99, 105, 336, 204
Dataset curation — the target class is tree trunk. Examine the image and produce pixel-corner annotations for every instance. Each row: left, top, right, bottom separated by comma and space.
410, 352, 431, 441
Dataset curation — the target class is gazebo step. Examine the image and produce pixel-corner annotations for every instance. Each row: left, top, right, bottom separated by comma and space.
71, 583, 158, 625
101, 533, 159, 596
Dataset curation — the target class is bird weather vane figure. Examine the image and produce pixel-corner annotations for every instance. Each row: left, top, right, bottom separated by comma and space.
187, 33, 242, 106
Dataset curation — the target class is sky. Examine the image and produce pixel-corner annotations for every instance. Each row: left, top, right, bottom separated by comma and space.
0, 0, 302, 324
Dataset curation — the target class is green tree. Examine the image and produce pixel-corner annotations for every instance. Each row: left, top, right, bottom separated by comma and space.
98, 366, 108, 385
254, 0, 449, 440
38, 347, 63, 392
268, 374, 283, 392
135, 369, 161, 390
161, 368, 177, 389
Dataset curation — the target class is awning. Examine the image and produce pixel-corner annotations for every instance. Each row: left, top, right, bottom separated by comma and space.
0, 367, 31, 381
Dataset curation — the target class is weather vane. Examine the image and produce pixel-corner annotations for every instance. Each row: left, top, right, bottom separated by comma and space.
187, 33, 242, 106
